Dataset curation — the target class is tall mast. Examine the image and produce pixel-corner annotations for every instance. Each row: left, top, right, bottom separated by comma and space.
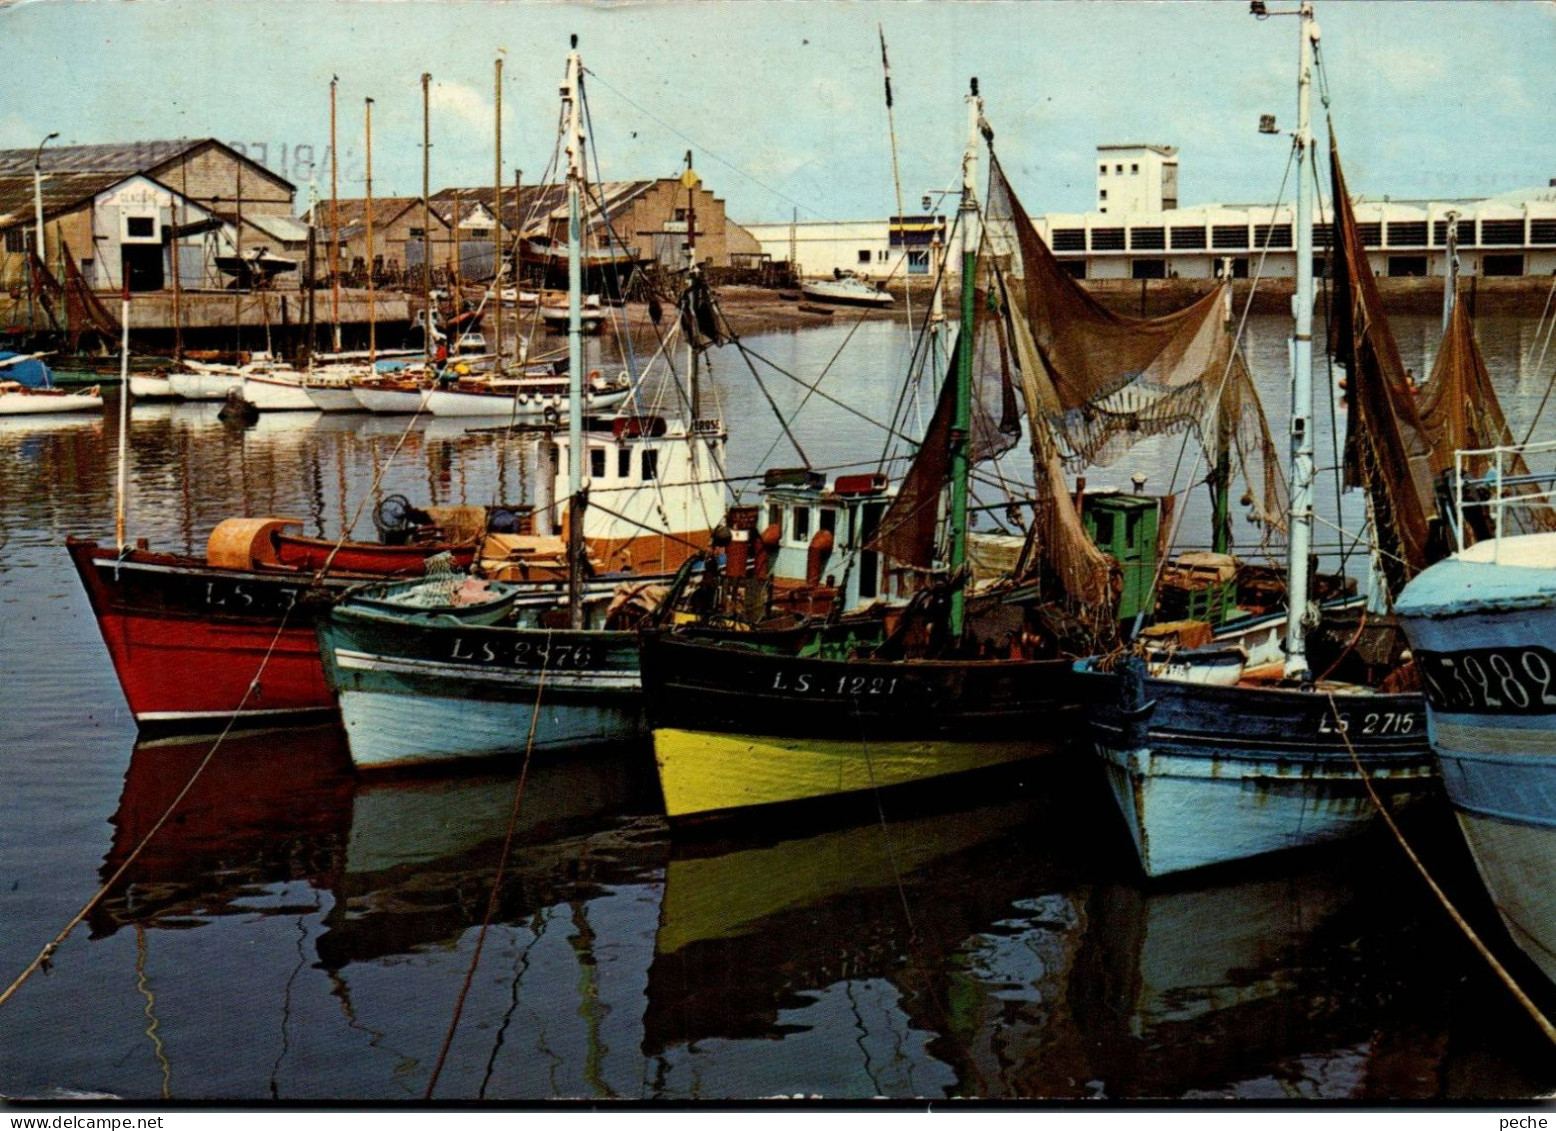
330, 77, 342, 353
684, 150, 700, 420
1211, 278, 1234, 555
422, 72, 433, 368
564, 37, 586, 629
171, 167, 184, 361
234, 162, 243, 353
1442, 209, 1460, 331
493, 56, 504, 367
1282, 1, 1318, 680
365, 96, 376, 364
948, 77, 982, 643
115, 277, 131, 549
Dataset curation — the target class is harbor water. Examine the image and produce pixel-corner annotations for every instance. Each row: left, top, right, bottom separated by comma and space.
2, 314, 1555, 1101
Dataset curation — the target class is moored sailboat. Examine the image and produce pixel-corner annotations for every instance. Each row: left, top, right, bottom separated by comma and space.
643, 80, 1202, 824
1395, 471, 1556, 988
317, 39, 729, 771
1076, 4, 1440, 878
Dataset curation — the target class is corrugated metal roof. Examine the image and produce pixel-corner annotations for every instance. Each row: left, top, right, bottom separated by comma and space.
245, 213, 311, 243
430, 180, 657, 231
311, 195, 437, 236
0, 138, 294, 195
0, 139, 202, 177
0, 172, 126, 228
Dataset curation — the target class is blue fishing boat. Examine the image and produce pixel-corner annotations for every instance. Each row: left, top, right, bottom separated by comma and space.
316, 41, 728, 771
1396, 445, 1556, 986
1077, 5, 1444, 878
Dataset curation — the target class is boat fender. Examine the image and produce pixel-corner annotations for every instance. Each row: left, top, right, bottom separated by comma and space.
752, 527, 775, 580
518, 393, 530, 404
725, 537, 749, 578
805, 529, 834, 587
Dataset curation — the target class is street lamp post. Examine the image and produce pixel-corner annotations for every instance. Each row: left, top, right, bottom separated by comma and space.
33, 132, 58, 278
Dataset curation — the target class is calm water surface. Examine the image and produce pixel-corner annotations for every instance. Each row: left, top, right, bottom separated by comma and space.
1, 315, 1555, 1101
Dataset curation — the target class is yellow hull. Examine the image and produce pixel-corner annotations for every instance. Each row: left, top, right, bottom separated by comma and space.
653, 726, 1054, 819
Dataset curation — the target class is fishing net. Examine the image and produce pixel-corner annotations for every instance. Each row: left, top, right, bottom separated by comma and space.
1418, 298, 1556, 539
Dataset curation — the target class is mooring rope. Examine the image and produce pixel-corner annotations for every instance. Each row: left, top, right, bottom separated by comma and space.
0, 600, 301, 1010
1326, 693, 1556, 1047
424, 641, 551, 1099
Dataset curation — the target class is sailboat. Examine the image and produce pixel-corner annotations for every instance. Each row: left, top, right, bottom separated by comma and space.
641, 79, 1259, 824
0, 351, 101, 415
1392, 219, 1556, 988
1075, 4, 1442, 879
316, 39, 729, 770
1395, 463, 1556, 988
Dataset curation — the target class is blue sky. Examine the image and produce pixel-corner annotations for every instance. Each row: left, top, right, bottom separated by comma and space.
3, 0, 1553, 222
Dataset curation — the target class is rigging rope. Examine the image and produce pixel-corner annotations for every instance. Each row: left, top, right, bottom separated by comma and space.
425, 642, 551, 1099
1326, 693, 1556, 1049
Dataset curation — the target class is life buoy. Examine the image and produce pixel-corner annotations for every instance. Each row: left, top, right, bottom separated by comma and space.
543, 405, 561, 426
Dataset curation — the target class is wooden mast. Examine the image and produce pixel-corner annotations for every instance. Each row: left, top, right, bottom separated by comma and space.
171, 164, 185, 361
1282, 1, 1317, 680
329, 76, 342, 353
564, 37, 586, 629
365, 96, 376, 364
422, 72, 433, 367
947, 77, 982, 642
493, 56, 504, 367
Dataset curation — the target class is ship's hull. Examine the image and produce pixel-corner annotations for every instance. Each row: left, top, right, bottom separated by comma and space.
66, 538, 352, 730
303, 385, 363, 413
318, 611, 643, 769
128, 373, 177, 400
1077, 658, 1435, 877
0, 389, 103, 415
167, 370, 242, 400
641, 631, 1077, 821
351, 385, 432, 414
1396, 541, 1556, 986
242, 375, 320, 412
424, 386, 628, 419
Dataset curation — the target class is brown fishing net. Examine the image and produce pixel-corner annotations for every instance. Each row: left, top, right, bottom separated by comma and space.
1418, 298, 1556, 539
869, 151, 1288, 643
1329, 137, 1444, 596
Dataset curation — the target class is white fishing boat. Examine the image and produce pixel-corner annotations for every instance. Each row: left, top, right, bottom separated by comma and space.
539, 293, 604, 333
166, 357, 263, 401
1397, 447, 1556, 988
128, 372, 177, 399
424, 369, 630, 419
0, 353, 102, 416
1076, 5, 1439, 879
319, 40, 730, 771
241, 369, 320, 412
801, 272, 894, 308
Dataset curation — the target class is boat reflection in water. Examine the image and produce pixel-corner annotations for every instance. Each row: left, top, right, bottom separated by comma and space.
81, 736, 1551, 1100
92, 726, 354, 938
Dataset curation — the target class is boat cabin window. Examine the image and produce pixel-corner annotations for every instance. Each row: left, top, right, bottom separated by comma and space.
590, 448, 607, 478
1092, 510, 1116, 549
767, 503, 784, 534
793, 506, 811, 541
857, 249, 871, 264
617, 448, 631, 479
819, 508, 837, 535
641, 450, 659, 481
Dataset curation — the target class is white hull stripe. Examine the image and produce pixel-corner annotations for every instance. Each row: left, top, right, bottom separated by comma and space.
138, 706, 329, 721
332, 648, 641, 691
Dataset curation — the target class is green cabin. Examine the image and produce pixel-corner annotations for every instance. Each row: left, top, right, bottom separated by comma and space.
1082, 492, 1161, 624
